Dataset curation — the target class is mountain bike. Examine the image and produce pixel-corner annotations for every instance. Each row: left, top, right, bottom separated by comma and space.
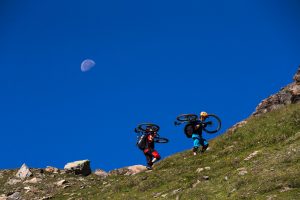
174, 114, 221, 138
134, 123, 169, 143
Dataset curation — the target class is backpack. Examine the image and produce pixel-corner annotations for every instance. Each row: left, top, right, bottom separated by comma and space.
137, 134, 147, 150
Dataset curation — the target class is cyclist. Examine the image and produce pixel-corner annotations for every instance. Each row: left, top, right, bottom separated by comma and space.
143, 128, 161, 170
191, 111, 209, 155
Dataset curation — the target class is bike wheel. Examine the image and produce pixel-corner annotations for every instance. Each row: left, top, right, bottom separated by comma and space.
136, 123, 160, 132
203, 114, 221, 134
154, 137, 169, 143
176, 114, 198, 122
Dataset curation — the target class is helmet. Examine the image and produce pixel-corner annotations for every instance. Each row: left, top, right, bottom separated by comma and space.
200, 111, 208, 118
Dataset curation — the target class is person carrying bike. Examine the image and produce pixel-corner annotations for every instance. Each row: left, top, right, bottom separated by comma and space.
143, 128, 161, 170
191, 111, 209, 155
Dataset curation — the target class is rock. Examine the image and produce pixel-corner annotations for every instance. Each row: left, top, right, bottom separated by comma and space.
108, 168, 130, 176
63, 185, 70, 189
161, 193, 168, 198
253, 66, 300, 116
125, 165, 147, 175
40, 195, 53, 200
64, 160, 91, 176
244, 151, 260, 161
56, 180, 68, 186
203, 176, 209, 180
94, 169, 108, 178
237, 167, 248, 176
7, 192, 21, 200
293, 67, 300, 83
192, 180, 201, 188
23, 177, 42, 184
16, 163, 32, 179
0, 194, 7, 200
6, 179, 21, 185
172, 188, 181, 195
228, 120, 248, 133
24, 186, 30, 191
224, 176, 228, 181
196, 168, 204, 173
153, 192, 162, 198
45, 166, 59, 173
204, 166, 211, 170
280, 186, 292, 192
108, 165, 147, 176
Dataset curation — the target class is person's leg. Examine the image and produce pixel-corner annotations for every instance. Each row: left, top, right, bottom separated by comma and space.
151, 150, 161, 164
199, 138, 209, 152
144, 149, 153, 169
192, 137, 200, 155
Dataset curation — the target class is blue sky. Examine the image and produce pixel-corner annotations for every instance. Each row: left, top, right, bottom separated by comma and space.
0, 0, 299, 171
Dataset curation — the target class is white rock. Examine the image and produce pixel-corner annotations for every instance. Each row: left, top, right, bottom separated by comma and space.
203, 176, 209, 180
64, 160, 91, 176
24, 177, 42, 184
94, 169, 108, 178
237, 167, 248, 176
125, 165, 147, 175
244, 151, 260, 161
204, 166, 211, 170
56, 179, 67, 186
196, 168, 204, 173
192, 180, 201, 188
16, 163, 32, 179
45, 166, 59, 173
0, 194, 7, 200
24, 186, 30, 190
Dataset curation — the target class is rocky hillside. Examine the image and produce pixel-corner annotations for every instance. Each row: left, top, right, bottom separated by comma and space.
1, 67, 300, 200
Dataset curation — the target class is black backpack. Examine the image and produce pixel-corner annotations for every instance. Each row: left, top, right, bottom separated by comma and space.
137, 134, 147, 150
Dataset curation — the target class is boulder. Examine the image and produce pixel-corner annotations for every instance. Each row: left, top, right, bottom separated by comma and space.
125, 165, 147, 175
94, 169, 108, 178
16, 164, 32, 179
64, 160, 91, 176
108, 165, 147, 176
45, 166, 59, 173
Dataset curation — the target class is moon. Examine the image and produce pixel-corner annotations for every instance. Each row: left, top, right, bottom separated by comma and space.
81, 59, 96, 72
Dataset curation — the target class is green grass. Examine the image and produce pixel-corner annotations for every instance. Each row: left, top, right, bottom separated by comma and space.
54, 104, 300, 200
1, 104, 300, 200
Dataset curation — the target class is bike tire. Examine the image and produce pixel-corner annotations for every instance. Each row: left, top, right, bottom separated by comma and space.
176, 114, 198, 122
203, 114, 221, 134
136, 123, 160, 133
154, 137, 169, 143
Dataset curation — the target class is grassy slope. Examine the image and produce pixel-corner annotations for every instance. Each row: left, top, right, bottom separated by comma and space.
54, 104, 300, 200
